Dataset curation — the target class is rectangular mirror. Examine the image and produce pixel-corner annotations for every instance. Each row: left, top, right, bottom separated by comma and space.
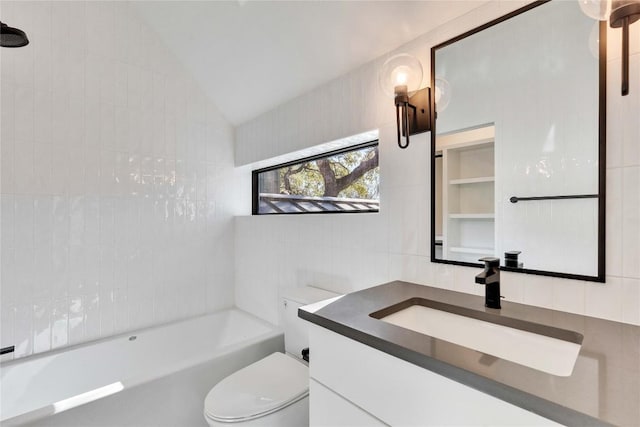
430, 0, 606, 281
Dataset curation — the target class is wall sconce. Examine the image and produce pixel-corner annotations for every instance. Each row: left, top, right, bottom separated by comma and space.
579, 0, 640, 95
379, 54, 432, 149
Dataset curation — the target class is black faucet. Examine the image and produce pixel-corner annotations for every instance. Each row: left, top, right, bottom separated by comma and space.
475, 257, 501, 309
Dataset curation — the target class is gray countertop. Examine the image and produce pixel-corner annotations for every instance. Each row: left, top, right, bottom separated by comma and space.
298, 281, 640, 427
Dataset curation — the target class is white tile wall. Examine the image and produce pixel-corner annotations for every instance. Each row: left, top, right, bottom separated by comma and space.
235, 1, 640, 326
0, 1, 238, 360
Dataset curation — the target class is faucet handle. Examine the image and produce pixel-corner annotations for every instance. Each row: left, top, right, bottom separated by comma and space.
478, 257, 500, 267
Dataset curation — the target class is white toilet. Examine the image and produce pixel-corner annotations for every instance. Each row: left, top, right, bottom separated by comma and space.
203, 286, 339, 427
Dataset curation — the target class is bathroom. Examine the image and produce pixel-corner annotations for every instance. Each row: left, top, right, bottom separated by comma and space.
1, 0, 639, 426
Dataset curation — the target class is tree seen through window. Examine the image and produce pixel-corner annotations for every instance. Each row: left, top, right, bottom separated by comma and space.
254, 143, 379, 214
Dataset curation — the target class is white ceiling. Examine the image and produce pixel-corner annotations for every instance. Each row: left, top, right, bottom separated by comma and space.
133, 1, 487, 126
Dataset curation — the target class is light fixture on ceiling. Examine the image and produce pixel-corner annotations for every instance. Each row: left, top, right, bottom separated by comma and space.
579, 0, 640, 95
379, 53, 432, 149
0, 21, 29, 48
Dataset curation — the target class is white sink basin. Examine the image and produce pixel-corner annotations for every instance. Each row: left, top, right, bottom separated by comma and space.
376, 302, 582, 377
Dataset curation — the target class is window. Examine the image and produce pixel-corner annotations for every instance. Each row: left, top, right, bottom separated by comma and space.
252, 141, 379, 215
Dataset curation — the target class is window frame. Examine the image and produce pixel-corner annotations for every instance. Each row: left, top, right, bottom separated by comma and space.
252, 140, 380, 215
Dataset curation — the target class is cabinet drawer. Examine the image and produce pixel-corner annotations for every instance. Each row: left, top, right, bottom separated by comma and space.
309, 324, 560, 426
310, 379, 387, 426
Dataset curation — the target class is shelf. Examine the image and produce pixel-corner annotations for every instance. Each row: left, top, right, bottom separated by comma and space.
449, 247, 495, 255
449, 213, 495, 219
437, 124, 496, 261
449, 176, 494, 185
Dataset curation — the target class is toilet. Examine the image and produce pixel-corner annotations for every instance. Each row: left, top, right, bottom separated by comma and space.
203, 286, 339, 426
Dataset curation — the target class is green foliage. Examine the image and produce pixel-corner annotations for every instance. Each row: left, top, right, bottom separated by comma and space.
338, 167, 379, 199
279, 164, 324, 196
277, 146, 379, 199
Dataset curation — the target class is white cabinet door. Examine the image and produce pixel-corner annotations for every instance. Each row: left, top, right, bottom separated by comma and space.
310, 379, 387, 427
309, 324, 561, 426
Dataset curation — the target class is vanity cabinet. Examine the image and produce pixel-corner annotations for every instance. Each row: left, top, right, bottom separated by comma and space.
309, 379, 386, 426
436, 125, 496, 263
308, 323, 560, 426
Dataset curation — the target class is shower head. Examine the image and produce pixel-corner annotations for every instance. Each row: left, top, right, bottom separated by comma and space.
1, 21, 29, 48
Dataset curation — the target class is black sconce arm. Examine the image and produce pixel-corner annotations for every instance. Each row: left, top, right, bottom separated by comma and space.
393, 87, 432, 149
610, 1, 640, 95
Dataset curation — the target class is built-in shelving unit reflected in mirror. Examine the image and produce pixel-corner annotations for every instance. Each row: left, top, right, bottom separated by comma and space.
436, 125, 495, 264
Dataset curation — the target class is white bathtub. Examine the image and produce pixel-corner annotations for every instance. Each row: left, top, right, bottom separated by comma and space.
1, 309, 283, 426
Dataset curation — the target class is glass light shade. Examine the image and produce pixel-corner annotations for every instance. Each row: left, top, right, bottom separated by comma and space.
435, 77, 452, 112
588, 20, 601, 59
379, 53, 423, 98
578, 0, 611, 20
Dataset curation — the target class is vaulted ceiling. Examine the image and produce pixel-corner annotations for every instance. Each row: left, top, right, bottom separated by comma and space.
134, 1, 488, 126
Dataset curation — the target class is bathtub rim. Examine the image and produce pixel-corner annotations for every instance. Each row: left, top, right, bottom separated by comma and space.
1, 307, 279, 367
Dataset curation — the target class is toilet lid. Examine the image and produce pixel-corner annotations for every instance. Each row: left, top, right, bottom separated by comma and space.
204, 352, 309, 422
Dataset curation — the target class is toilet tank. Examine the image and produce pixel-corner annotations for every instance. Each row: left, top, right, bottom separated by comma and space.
280, 286, 340, 360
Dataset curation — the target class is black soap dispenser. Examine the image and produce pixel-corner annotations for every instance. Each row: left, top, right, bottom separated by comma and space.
505, 251, 523, 268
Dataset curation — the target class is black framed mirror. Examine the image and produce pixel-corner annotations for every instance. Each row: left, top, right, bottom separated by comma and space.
430, 0, 606, 282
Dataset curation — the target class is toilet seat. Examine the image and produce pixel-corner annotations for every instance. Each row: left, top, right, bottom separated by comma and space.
204, 352, 309, 423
